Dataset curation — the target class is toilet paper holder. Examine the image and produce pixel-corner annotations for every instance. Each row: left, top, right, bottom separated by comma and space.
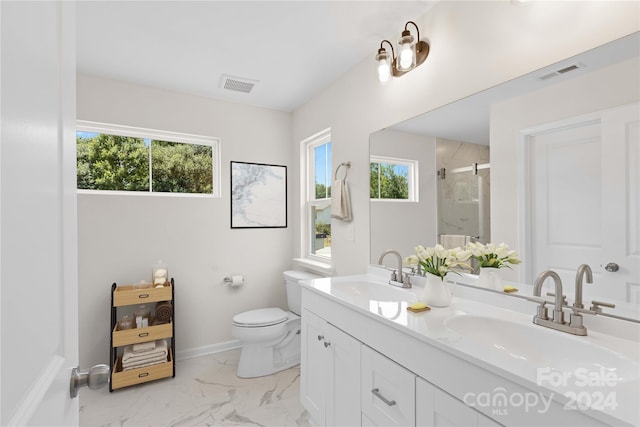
224, 275, 245, 286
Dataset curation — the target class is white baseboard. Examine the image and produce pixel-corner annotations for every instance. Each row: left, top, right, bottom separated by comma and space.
175, 339, 242, 361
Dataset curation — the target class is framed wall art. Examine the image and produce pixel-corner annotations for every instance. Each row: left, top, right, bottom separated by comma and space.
230, 161, 287, 228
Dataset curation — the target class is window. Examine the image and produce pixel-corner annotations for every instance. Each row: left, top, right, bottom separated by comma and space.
301, 129, 332, 261
370, 155, 418, 201
76, 121, 220, 196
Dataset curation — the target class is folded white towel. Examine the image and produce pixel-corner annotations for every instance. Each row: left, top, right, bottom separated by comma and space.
331, 179, 352, 221
123, 358, 167, 371
440, 234, 470, 249
132, 341, 156, 353
122, 339, 167, 365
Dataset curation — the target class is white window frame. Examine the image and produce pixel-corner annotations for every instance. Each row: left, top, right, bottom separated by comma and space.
370, 155, 419, 202
298, 128, 333, 270
76, 120, 221, 197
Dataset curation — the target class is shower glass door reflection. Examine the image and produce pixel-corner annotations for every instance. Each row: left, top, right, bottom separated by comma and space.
437, 165, 490, 244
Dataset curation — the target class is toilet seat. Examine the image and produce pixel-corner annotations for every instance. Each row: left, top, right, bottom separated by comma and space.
232, 308, 288, 327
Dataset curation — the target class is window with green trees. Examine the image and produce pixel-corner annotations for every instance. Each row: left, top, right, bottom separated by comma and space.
76, 123, 218, 195
370, 156, 417, 201
303, 130, 332, 260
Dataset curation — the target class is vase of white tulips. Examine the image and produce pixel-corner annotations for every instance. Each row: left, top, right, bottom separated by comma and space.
406, 244, 472, 307
466, 242, 521, 290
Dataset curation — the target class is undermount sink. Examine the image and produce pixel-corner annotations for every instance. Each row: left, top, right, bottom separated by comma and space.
328, 280, 417, 304
444, 314, 639, 383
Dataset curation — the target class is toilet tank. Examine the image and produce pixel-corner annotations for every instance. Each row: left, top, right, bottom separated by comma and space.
283, 270, 322, 315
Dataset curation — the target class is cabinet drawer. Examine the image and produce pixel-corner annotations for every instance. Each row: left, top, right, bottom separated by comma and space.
361, 345, 415, 427
112, 323, 173, 347
113, 284, 172, 307
111, 349, 173, 390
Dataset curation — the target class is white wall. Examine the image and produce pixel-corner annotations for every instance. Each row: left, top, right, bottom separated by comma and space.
77, 75, 293, 366
491, 57, 640, 282
292, 0, 639, 277
76, 1, 639, 365
369, 129, 437, 262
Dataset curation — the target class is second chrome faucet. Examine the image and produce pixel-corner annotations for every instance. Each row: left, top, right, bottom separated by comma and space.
532, 269, 589, 335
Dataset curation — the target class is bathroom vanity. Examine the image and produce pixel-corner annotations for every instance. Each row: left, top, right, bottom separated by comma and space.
300, 268, 639, 426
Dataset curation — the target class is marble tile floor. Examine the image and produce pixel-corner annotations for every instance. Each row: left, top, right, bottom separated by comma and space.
80, 349, 310, 427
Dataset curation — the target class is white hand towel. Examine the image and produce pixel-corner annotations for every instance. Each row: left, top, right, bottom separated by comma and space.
331, 179, 352, 221
440, 234, 470, 249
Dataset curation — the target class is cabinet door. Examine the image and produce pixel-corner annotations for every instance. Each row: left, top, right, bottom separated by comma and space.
362, 346, 416, 427
416, 377, 500, 427
301, 309, 329, 425
326, 323, 361, 427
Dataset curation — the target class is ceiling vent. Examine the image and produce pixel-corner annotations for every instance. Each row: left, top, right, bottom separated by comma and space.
538, 63, 583, 81
220, 74, 258, 93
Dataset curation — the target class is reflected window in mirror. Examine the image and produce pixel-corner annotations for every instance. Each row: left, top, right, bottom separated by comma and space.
301, 129, 332, 261
370, 155, 418, 202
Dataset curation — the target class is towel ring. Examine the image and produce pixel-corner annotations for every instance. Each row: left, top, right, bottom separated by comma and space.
335, 161, 351, 180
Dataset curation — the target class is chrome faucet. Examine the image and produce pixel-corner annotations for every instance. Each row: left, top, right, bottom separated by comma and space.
533, 270, 565, 324
531, 270, 587, 335
378, 249, 411, 288
573, 264, 592, 309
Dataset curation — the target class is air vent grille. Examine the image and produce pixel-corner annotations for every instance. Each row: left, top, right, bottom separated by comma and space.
220, 74, 258, 93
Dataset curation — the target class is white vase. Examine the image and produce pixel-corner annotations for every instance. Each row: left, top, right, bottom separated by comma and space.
477, 267, 503, 291
421, 272, 453, 307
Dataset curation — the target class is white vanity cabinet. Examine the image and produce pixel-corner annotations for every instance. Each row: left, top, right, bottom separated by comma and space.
416, 377, 501, 427
300, 281, 627, 427
361, 345, 416, 426
300, 308, 361, 427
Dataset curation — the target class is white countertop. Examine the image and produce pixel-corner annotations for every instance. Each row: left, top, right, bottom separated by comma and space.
300, 266, 640, 426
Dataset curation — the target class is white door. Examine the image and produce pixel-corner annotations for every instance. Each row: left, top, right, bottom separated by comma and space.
527, 102, 640, 304
1, 2, 83, 425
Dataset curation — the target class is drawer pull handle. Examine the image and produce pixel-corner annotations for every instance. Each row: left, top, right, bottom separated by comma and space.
138, 332, 149, 338
372, 388, 396, 406
138, 372, 149, 378
324, 341, 331, 348
317, 335, 324, 341
138, 294, 149, 299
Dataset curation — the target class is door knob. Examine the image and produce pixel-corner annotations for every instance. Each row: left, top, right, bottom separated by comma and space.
604, 262, 619, 272
70, 364, 110, 398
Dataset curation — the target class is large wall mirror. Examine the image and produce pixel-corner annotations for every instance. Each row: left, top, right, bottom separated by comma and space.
370, 33, 640, 307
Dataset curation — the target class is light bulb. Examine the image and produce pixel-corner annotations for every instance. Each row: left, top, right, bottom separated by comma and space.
397, 30, 415, 72
377, 59, 391, 83
375, 48, 392, 84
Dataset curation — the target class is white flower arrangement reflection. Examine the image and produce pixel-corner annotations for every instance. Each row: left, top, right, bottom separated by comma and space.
406, 244, 472, 280
466, 242, 521, 270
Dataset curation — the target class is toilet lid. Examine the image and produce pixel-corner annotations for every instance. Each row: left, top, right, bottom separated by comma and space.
233, 308, 288, 327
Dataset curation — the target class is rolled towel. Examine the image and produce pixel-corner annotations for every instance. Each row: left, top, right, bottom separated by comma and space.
155, 301, 172, 324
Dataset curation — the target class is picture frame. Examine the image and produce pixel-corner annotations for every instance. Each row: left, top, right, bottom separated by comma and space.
230, 161, 287, 228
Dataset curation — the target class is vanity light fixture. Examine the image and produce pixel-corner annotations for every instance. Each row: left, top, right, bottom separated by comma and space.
376, 20, 430, 84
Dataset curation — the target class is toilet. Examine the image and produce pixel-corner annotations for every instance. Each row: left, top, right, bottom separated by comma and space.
232, 270, 321, 378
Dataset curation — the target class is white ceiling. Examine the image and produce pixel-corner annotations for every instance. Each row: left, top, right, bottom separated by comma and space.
76, 1, 438, 112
